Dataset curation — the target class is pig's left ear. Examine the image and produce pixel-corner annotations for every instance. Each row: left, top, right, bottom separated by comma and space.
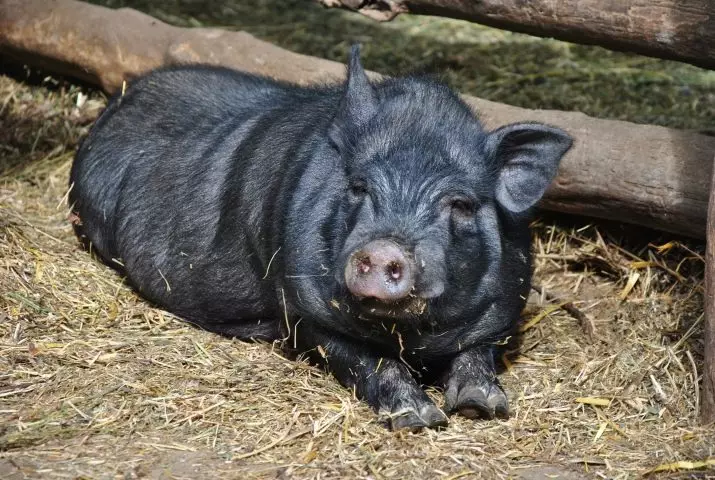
330, 45, 378, 149
486, 123, 572, 213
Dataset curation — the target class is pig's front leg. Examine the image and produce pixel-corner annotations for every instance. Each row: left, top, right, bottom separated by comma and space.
443, 344, 509, 419
296, 327, 448, 430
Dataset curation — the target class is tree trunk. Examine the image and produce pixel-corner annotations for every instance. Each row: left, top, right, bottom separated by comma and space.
704, 160, 715, 424
317, 0, 715, 70
1, 0, 715, 240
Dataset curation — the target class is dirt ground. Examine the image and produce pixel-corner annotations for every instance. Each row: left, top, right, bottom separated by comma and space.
2, 1, 715, 479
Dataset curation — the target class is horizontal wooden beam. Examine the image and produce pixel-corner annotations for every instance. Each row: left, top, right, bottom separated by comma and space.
317, 0, 715, 70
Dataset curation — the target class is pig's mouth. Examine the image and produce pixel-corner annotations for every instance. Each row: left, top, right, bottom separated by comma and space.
355, 294, 428, 321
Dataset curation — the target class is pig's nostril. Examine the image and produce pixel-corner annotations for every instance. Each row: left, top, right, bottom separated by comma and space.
357, 257, 372, 275
386, 262, 402, 281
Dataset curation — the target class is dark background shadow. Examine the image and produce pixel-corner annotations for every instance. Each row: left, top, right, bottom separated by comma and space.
0, 63, 101, 177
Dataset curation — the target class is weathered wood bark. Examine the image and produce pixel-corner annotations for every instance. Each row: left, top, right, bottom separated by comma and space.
317, 0, 715, 70
1, 0, 715, 240
704, 161, 715, 424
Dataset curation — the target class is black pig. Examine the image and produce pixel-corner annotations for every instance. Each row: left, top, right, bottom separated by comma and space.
69, 46, 572, 430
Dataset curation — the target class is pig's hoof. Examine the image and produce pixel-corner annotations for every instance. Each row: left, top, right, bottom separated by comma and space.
381, 403, 448, 431
444, 379, 509, 420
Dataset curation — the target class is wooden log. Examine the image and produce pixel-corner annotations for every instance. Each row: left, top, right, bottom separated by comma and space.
1, 0, 715, 239
317, 0, 715, 70
704, 160, 715, 424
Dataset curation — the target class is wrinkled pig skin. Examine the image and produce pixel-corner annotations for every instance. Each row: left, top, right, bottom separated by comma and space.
69, 46, 572, 430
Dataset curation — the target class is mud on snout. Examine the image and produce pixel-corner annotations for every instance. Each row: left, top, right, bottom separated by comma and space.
340, 237, 444, 321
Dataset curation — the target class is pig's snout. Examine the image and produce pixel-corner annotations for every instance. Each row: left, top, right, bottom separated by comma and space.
344, 240, 415, 302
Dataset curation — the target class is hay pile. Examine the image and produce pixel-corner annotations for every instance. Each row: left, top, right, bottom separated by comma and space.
2, 2, 715, 478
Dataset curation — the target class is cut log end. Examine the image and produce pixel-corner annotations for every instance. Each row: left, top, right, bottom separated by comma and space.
703, 156, 715, 425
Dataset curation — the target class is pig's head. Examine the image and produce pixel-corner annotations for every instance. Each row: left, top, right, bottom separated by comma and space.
329, 46, 572, 324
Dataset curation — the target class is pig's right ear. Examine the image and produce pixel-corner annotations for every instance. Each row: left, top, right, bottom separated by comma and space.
486, 123, 572, 213
329, 45, 378, 150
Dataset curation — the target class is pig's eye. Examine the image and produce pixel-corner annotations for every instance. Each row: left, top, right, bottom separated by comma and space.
348, 180, 368, 199
450, 197, 476, 218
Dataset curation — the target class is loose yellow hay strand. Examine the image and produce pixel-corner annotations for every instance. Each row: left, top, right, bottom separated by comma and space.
519, 304, 565, 332
575, 397, 611, 407
644, 458, 715, 475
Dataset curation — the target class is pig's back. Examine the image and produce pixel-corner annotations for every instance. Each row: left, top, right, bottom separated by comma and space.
69, 66, 326, 324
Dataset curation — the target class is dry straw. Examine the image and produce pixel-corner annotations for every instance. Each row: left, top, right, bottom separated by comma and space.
1, 72, 713, 478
